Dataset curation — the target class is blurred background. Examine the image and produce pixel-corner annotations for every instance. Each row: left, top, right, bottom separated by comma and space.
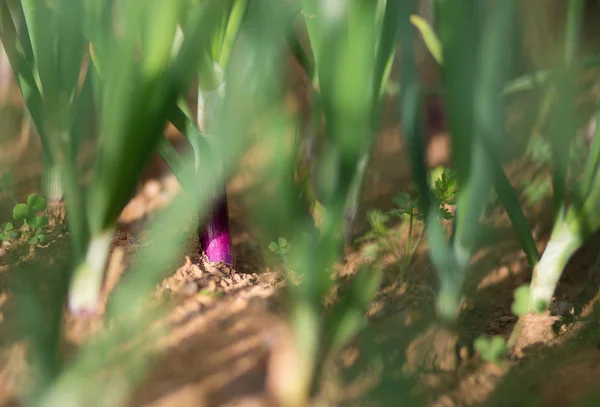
2, 1, 600, 407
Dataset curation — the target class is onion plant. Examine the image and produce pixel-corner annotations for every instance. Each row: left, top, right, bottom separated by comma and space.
524, 0, 596, 314
0, 0, 245, 316
110, 0, 248, 266
0, 0, 80, 203
9, 1, 289, 404
9, 0, 600, 405
0, 0, 87, 227
188, 0, 247, 264
402, 0, 531, 320
247, 1, 422, 404
418, 0, 600, 323
285, 0, 403, 244
410, 0, 600, 329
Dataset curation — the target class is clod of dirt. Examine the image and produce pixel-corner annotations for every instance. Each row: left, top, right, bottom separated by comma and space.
512, 312, 560, 355
550, 300, 574, 316
191, 264, 203, 279
181, 281, 200, 296
404, 323, 460, 373
204, 262, 230, 277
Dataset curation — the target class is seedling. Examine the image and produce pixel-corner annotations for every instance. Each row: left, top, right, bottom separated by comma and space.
0, 222, 17, 241
268, 237, 289, 257
474, 335, 508, 364
521, 177, 552, 206
393, 168, 458, 280
199, 289, 224, 298
405, 2, 542, 321
526, 134, 553, 165
268, 237, 292, 271
391, 192, 424, 282
357, 209, 401, 268
431, 167, 459, 219
5, 194, 50, 245
360, 167, 458, 282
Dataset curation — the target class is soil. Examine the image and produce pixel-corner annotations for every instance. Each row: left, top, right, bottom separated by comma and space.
2, 53, 600, 407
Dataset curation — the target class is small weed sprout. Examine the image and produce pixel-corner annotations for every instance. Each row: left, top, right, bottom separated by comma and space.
360, 167, 458, 282
358, 210, 394, 259
1, 194, 50, 245
526, 134, 553, 165
268, 237, 289, 257
269, 237, 291, 269
0, 222, 18, 241
521, 177, 552, 206
474, 335, 507, 364
391, 192, 424, 282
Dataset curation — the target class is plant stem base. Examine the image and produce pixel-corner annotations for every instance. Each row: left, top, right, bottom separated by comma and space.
68, 230, 114, 316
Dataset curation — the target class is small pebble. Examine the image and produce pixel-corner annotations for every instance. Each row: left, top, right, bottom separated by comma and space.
191, 265, 204, 278
181, 281, 199, 296
0, 248, 6, 257
143, 180, 162, 198
205, 263, 225, 276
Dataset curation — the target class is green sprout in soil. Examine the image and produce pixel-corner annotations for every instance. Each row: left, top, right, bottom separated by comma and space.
199, 289, 224, 298
268, 236, 292, 270
526, 134, 553, 165
391, 192, 425, 282
268, 237, 289, 257
1, 194, 49, 245
521, 177, 552, 206
474, 335, 508, 365
359, 167, 458, 283
0, 222, 18, 241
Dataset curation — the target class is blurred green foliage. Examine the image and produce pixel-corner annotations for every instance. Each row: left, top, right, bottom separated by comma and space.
1, 0, 600, 406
